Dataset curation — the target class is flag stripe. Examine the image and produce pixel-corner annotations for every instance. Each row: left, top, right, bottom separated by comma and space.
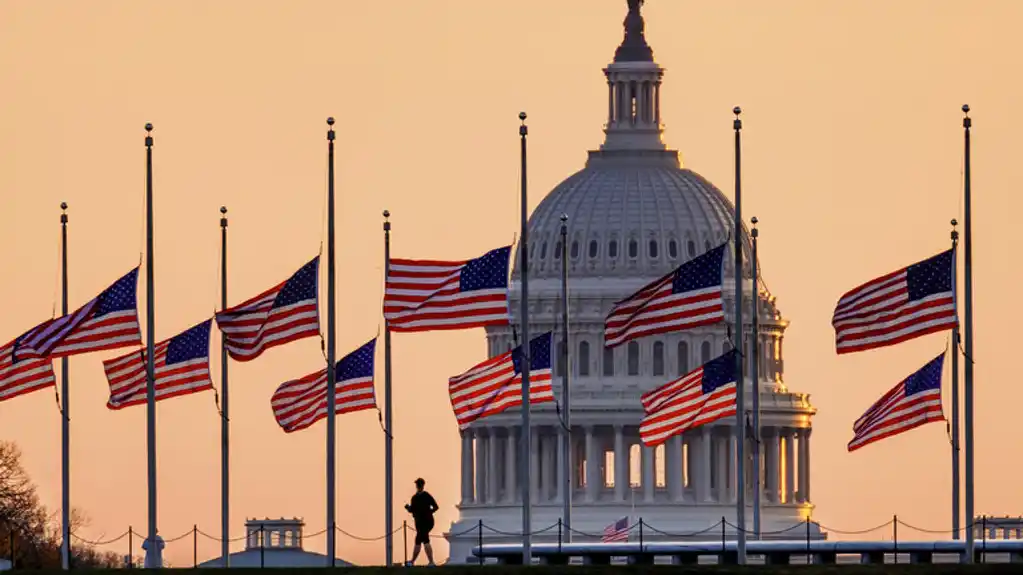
0, 338, 55, 403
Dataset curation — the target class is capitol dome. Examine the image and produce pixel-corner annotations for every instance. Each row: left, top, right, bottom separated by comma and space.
446, 1, 819, 563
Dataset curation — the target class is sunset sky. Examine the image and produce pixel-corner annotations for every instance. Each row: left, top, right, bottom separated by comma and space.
2, 0, 1022, 566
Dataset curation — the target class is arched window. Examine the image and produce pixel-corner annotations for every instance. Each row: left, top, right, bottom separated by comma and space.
571, 240, 580, 259
627, 341, 640, 375
589, 240, 598, 258
609, 239, 619, 259
540, 242, 548, 259
668, 239, 679, 259
579, 341, 591, 376
701, 341, 711, 364
603, 346, 615, 376
704, 239, 712, 252
677, 341, 689, 375
652, 341, 665, 376
554, 241, 562, 260
687, 240, 696, 257
628, 239, 639, 259
648, 239, 659, 258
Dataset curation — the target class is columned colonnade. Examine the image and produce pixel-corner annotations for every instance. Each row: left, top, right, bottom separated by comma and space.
459, 423, 812, 507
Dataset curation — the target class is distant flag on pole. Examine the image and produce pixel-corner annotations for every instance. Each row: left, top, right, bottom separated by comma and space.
448, 332, 553, 430
272, 338, 377, 433
832, 249, 956, 354
102, 319, 213, 410
384, 246, 511, 332
601, 516, 630, 543
215, 257, 320, 362
847, 353, 945, 452
16, 267, 143, 359
0, 330, 55, 403
639, 349, 738, 447
604, 244, 726, 348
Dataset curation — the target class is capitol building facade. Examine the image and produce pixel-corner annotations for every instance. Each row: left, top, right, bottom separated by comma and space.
445, 1, 819, 562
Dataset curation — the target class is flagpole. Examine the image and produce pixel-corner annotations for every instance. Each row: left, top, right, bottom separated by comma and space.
325, 117, 338, 566
144, 122, 159, 566
961, 104, 975, 564
950, 218, 960, 540
60, 202, 70, 571
559, 213, 571, 543
518, 111, 532, 565
383, 209, 394, 566
731, 107, 748, 563
219, 206, 230, 566
750, 216, 761, 540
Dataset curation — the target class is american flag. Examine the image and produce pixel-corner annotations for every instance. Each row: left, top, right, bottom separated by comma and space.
16, 267, 142, 359
639, 349, 738, 447
847, 352, 945, 452
215, 257, 320, 362
448, 332, 553, 430
602, 517, 630, 543
384, 246, 511, 332
271, 338, 377, 433
102, 319, 213, 410
0, 331, 55, 403
604, 244, 726, 348
832, 249, 956, 354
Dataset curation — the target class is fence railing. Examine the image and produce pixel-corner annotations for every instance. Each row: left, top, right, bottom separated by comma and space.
4, 514, 1012, 568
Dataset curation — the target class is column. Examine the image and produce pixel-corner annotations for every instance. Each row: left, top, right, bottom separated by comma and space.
699, 426, 712, 502
668, 435, 683, 501
607, 82, 615, 125
541, 434, 555, 502
461, 430, 473, 504
796, 429, 807, 503
557, 426, 566, 503
474, 429, 485, 504
530, 429, 541, 498
505, 427, 517, 503
715, 430, 729, 503
783, 429, 795, 504
614, 425, 627, 502
641, 442, 655, 502
487, 429, 498, 504
585, 426, 599, 502
802, 429, 812, 503
766, 428, 781, 503
654, 81, 661, 124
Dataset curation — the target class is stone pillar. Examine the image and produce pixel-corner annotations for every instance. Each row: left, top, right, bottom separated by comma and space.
801, 429, 812, 503
641, 442, 655, 502
505, 427, 517, 503
541, 433, 556, 502
461, 430, 473, 504
531, 430, 541, 498
668, 435, 683, 501
699, 426, 712, 502
556, 426, 566, 503
783, 429, 795, 504
474, 429, 485, 504
766, 428, 781, 503
715, 430, 728, 503
487, 429, 498, 504
796, 429, 808, 503
585, 426, 599, 502
614, 425, 627, 502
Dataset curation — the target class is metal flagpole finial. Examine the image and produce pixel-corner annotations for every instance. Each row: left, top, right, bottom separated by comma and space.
751, 216, 758, 238
145, 123, 153, 132
145, 123, 153, 146
951, 218, 958, 242
519, 112, 528, 135
560, 213, 568, 224
220, 206, 228, 227
327, 117, 335, 141
733, 106, 742, 130
383, 210, 391, 231
962, 105, 971, 128
60, 202, 68, 224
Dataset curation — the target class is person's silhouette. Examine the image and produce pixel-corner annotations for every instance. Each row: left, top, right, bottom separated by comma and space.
404, 477, 438, 566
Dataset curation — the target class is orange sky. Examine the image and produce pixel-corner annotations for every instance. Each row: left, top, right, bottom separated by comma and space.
2, 0, 1021, 566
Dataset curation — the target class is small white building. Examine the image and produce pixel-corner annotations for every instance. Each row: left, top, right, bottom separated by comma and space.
198, 518, 354, 568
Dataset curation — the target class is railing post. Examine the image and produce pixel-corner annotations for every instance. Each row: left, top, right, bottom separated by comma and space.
721, 516, 726, 562
557, 518, 562, 553
478, 519, 484, 565
805, 516, 811, 562
128, 527, 132, 569
193, 524, 198, 568
639, 518, 644, 553
893, 515, 898, 564
259, 524, 264, 568
981, 515, 987, 563
332, 522, 337, 567
402, 521, 408, 566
